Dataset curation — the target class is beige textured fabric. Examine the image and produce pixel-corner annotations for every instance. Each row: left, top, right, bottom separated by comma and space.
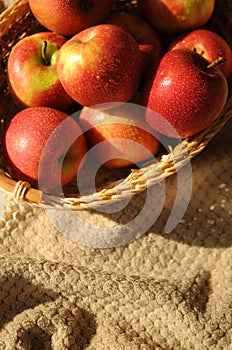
0, 1, 232, 349
0, 117, 231, 350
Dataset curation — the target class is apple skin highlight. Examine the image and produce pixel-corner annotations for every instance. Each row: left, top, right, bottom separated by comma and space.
106, 12, 162, 78
141, 49, 228, 138
56, 24, 143, 107
28, 0, 113, 36
7, 32, 74, 111
169, 29, 232, 81
79, 103, 160, 169
139, 0, 216, 35
3, 107, 87, 191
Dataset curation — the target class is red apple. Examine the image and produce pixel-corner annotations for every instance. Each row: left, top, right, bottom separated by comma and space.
56, 24, 143, 107
3, 107, 87, 191
79, 102, 160, 169
28, 0, 113, 37
141, 49, 228, 138
106, 12, 162, 77
7, 32, 74, 111
169, 29, 232, 80
139, 0, 215, 35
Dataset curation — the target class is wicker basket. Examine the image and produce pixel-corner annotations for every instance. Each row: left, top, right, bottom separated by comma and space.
0, 0, 231, 209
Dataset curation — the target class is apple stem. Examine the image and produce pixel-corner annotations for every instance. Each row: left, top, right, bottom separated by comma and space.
206, 57, 226, 70
193, 47, 205, 56
41, 41, 50, 66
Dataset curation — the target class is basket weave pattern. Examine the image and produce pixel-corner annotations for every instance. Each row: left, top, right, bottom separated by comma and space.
0, 0, 231, 209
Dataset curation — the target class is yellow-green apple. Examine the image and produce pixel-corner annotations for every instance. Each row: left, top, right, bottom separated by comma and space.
56, 24, 143, 107
7, 32, 74, 111
139, 0, 215, 35
141, 49, 228, 138
3, 107, 87, 191
106, 12, 162, 78
169, 29, 232, 80
79, 102, 160, 169
28, 0, 113, 37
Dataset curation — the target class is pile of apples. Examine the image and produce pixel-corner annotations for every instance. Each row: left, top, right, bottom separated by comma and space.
3, 0, 232, 191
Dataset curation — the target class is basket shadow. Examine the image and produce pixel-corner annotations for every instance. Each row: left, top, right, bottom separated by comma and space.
158, 118, 232, 248
71, 119, 231, 249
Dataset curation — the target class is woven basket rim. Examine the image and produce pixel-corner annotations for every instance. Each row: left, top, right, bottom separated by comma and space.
0, 0, 231, 210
